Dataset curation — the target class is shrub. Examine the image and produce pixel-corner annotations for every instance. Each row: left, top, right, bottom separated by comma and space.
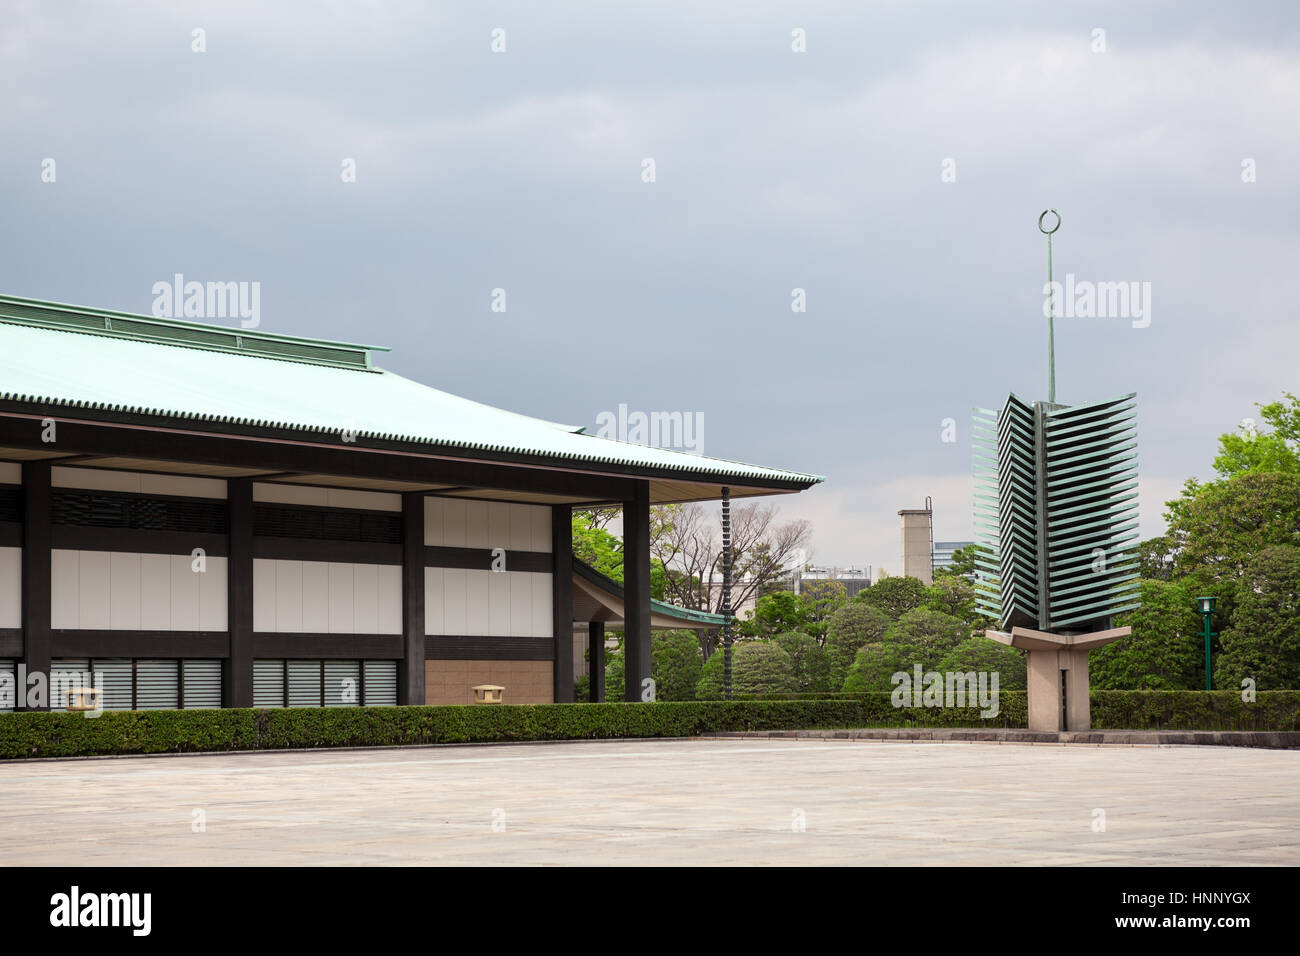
696, 642, 797, 699
773, 630, 831, 693
824, 604, 891, 689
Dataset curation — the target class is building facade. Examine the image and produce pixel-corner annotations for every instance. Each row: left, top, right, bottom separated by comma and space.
0, 294, 820, 710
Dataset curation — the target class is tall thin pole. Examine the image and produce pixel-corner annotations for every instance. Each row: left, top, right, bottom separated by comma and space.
1039, 209, 1061, 404
721, 487, 733, 701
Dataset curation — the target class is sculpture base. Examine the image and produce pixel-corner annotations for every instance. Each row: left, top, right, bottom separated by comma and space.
986, 626, 1129, 732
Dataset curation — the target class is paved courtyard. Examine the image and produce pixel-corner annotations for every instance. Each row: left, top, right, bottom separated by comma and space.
1, 738, 1296, 865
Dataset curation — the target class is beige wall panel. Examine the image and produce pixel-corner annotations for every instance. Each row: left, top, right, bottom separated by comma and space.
0, 547, 19, 627
424, 496, 444, 546
488, 571, 510, 636
198, 556, 228, 631
424, 659, 554, 705
465, 569, 490, 637
0, 463, 22, 484
464, 500, 489, 549
442, 499, 467, 548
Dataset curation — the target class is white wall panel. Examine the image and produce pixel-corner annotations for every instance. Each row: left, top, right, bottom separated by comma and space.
253, 483, 398, 511
487, 501, 511, 552
465, 570, 490, 636
0, 547, 21, 627
51, 550, 79, 629
530, 506, 552, 553
169, 554, 201, 631
424, 567, 444, 635
464, 500, 489, 549
530, 573, 552, 637
252, 559, 275, 632
77, 551, 110, 630
327, 563, 354, 633
274, 560, 303, 633
140, 554, 172, 630
255, 559, 399, 634
198, 557, 228, 631
352, 563, 379, 634
442, 499, 467, 548
53, 467, 224, 498
424, 496, 444, 546
443, 568, 467, 633
508, 572, 532, 637
301, 561, 329, 632
108, 551, 141, 629
488, 571, 510, 635
377, 566, 402, 634
51, 550, 224, 631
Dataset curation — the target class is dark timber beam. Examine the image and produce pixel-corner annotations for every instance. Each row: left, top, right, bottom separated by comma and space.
551, 505, 574, 702
20, 461, 51, 711
400, 493, 426, 705
589, 621, 605, 703
0, 411, 641, 502
622, 481, 652, 702
225, 479, 254, 707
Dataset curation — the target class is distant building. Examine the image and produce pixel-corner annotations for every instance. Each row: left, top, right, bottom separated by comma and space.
932, 541, 974, 572
792, 566, 872, 599
899, 508, 934, 584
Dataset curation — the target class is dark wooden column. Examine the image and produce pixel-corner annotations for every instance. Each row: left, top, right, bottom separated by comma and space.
622, 481, 651, 702
551, 504, 574, 703
589, 621, 605, 703
20, 461, 51, 711
225, 478, 254, 707
400, 493, 426, 705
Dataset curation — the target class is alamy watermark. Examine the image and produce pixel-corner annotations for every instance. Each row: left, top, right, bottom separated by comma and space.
151, 274, 260, 328
891, 665, 1000, 718
594, 404, 704, 455
1044, 273, 1151, 328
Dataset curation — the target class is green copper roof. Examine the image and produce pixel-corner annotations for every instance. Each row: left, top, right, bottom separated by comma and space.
0, 294, 823, 488
573, 558, 729, 627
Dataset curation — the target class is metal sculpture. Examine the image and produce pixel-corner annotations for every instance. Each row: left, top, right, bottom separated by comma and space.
972, 212, 1141, 731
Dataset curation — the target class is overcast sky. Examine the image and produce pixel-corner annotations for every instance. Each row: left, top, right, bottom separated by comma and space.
4, 1, 1298, 576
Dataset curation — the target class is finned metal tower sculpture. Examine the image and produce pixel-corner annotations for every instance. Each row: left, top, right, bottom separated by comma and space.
972, 212, 1141, 732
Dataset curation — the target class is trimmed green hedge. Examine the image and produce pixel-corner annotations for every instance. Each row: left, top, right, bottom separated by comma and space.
0, 691, 1293, 759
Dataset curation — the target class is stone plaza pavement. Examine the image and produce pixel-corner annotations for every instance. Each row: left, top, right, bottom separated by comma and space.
1, 738, 1296, 865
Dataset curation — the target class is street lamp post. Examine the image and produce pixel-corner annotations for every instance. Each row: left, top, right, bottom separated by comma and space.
1197, 596, 1217, 690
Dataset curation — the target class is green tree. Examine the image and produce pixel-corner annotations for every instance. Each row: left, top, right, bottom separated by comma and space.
1170, 471, 1300, 618
842, 642, 909, 693
1211, 392, 1300, 478
772, 630, 830, 693
651, 630, 703, 701
823, 603, 892, 690
856, 575, 930, 618
882, 607, 969, 658
923, 575, 978, 627
1091, 579, 1201, 689
695, 641, 798, 698
1214, 545, 1300, 690
936, 637, 1027, 690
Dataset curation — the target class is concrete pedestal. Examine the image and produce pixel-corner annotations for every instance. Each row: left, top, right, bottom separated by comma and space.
986, 625, 1129, 732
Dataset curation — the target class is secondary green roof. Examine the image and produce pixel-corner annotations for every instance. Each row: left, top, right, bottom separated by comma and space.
0, 294, 824, 488
573, 558, 729, 627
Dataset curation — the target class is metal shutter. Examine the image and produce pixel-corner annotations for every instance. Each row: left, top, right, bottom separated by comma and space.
90, 659, 133, 710
363, 660, 397, 706
253, 659, 285, 708
182, 660, 222, 709
287, 660, 322, 707
324, 660, 360, 707
0, 660, 14, 712
49, 659, 90, 710
135, 660, 180, 709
